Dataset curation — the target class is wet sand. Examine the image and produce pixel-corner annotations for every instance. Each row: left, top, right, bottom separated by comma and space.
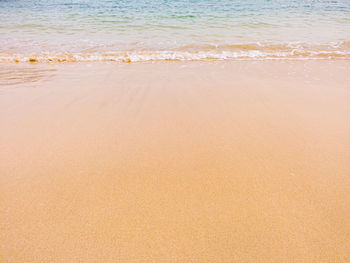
1, 60, 350, 262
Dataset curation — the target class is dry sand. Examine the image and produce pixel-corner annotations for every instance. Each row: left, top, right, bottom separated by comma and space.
1, 60, 350, 262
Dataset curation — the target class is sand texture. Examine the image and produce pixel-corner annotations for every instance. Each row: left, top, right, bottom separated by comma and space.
1, 60, 350, 262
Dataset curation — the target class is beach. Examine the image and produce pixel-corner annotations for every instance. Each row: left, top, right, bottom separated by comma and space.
1, 60, 350, 262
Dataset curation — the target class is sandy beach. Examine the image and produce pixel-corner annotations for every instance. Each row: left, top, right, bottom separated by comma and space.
1, 60, 350, 262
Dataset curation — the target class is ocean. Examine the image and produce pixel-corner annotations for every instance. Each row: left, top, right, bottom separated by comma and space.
1, 0, 350, 62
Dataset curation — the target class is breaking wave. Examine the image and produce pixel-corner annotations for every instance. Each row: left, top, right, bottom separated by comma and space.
1, 42, 350, 63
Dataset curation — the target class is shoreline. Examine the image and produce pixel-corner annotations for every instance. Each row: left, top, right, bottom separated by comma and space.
1, 55, 350, 63
2, 41, 350, 63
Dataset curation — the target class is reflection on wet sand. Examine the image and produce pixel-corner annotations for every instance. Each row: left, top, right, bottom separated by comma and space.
0, 65, 56, 88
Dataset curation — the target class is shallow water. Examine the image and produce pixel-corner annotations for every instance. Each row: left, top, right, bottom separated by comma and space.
1, 0, 350, 61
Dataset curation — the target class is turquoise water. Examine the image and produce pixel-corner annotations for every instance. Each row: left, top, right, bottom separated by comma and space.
1, 0, 350, 61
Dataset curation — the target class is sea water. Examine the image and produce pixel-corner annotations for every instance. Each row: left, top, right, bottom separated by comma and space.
1, 0, 350, 62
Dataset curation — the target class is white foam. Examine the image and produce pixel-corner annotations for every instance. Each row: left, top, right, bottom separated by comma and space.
1, 48, 350, 63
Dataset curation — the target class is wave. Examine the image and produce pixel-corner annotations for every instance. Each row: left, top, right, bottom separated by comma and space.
1, 42, 350, 62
